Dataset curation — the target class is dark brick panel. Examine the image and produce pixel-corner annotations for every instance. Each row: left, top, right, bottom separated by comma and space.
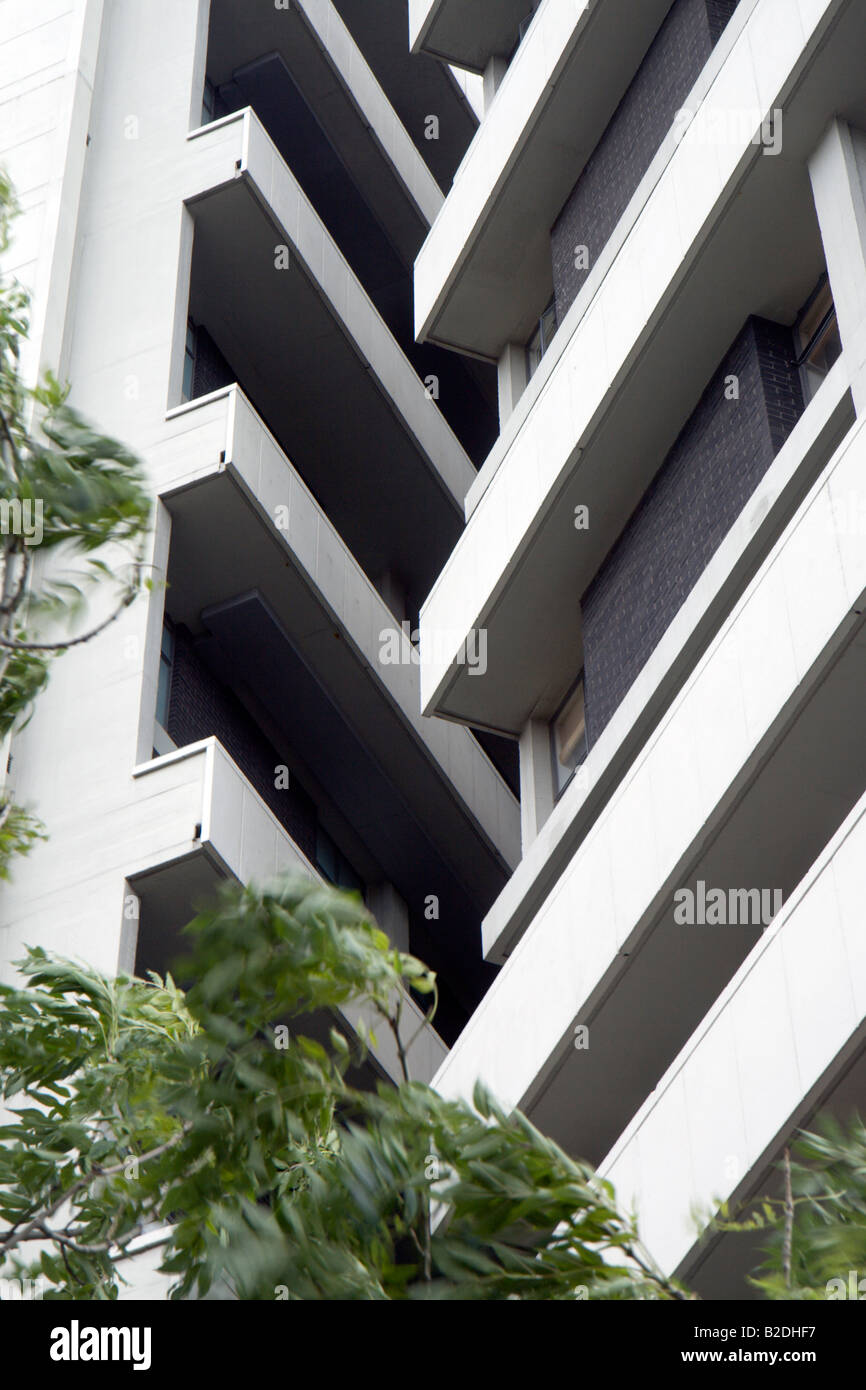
192, 325, 235, 399
551, 0, 739, 323
581, 317, 804, 744
166, 625, 319, 862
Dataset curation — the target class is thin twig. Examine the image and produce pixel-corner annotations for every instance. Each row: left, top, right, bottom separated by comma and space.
0, 582, 139, 651
0, 1123, 192, 1258
782, 1147, 794, 1290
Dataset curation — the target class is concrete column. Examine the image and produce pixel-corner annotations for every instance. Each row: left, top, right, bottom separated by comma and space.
497, 341, 528, 427
367, 882, 410, 952
518, 719, 554, 851
375, 569, 407, 622
135, 500, 173, 764
482, 54, 509, 113
118, 880, 140, 977
808, 119, 866, 414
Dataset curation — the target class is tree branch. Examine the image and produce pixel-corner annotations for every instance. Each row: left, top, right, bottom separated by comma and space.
0, 580, 139, 652
0, 1123, 192, 1259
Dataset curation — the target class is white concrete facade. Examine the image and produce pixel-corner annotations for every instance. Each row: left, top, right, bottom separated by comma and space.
412, 0, 866, 1295
0, 2, 516, 1073
6, 0, 866, 1303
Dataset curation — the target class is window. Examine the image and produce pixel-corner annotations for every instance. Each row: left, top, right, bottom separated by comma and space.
517, 3, 541, 47
202, 77, 217, 126
182, 319, 196, 403
795, 276, 842, 400
155, 622, 174, 730
526, 298, 557, 381
551, 676, 587, 797
315, 825, 364, 897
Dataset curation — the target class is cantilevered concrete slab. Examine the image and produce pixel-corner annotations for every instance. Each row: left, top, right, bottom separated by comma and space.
601, 781, 866, 1294
207, 0, 443, 248
150, 386, 519, 1019
432, 406, 866, 1169
333, 0, 478, 187
127, 738, 448, 1086
413, 0, 673, 357
409, 0, 533, 73
184, 109, 475, 616
479, 361, 852, 962
156, 387, 518, 884
419, 0, 859, 733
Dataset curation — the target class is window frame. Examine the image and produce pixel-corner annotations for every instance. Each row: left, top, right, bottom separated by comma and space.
793, 274, 842, 401
155, 619, 175, 731
526, 297, 558, 381
550, 673, 588, 800
181, 319, 196, 404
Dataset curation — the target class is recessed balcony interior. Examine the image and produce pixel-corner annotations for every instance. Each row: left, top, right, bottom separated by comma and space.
685, 1028, 866, 1298
332, 0, 479, 186
432, 104, 841, 734
130, 852, 440, 1089
526, 614, 866, 1171
203, 0, 497, 464
416, 0, 674, 356
159, 467, 508, 1039
184, 176, 462, 620
409, 0, 535, 73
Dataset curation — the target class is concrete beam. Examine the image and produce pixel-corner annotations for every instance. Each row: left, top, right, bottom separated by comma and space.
496, 342, 528, 427
809, 119, 866, 414
518, 719, 554, 854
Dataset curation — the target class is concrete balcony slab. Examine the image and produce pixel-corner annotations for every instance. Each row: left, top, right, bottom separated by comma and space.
128, 738, 448, 1085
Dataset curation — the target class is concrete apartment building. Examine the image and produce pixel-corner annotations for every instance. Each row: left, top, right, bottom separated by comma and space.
410, 0, 866, 1297
0, 0, 521, 1093
2, 0, 866, 1302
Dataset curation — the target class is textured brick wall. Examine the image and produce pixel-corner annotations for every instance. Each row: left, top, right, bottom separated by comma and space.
551, 0, 739, 323
166, 625, 319, 862
192, 325, 235, 399
581, 317, 804, 744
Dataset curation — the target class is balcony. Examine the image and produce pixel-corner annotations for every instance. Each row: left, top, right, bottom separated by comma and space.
418, 0, 861, 734
481, 358, 852, 961
182, 107, 475, 617
409, 0, 534, 73
200, 2, 497, 465
413, 0, 675, 357
432, 403, 866, 1167
206, 0, 443, 234
148, 385, 520, 1033
127, 738, 447, 1086
601, 780, 866, 1296
332, 0, 479, 187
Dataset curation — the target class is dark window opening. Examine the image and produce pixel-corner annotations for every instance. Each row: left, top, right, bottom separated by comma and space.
794, 275, 842, 401
155, 621, 174, 729
181, 319, 196, 403
516, 3, 542, 49
315, 825, 365, 898
526, 298, 558, 381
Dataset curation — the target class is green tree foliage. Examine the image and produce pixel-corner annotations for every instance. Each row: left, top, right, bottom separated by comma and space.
0, 169, 857, 1306
0, 878, 686, 1300
713, 1121, 866, 1300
